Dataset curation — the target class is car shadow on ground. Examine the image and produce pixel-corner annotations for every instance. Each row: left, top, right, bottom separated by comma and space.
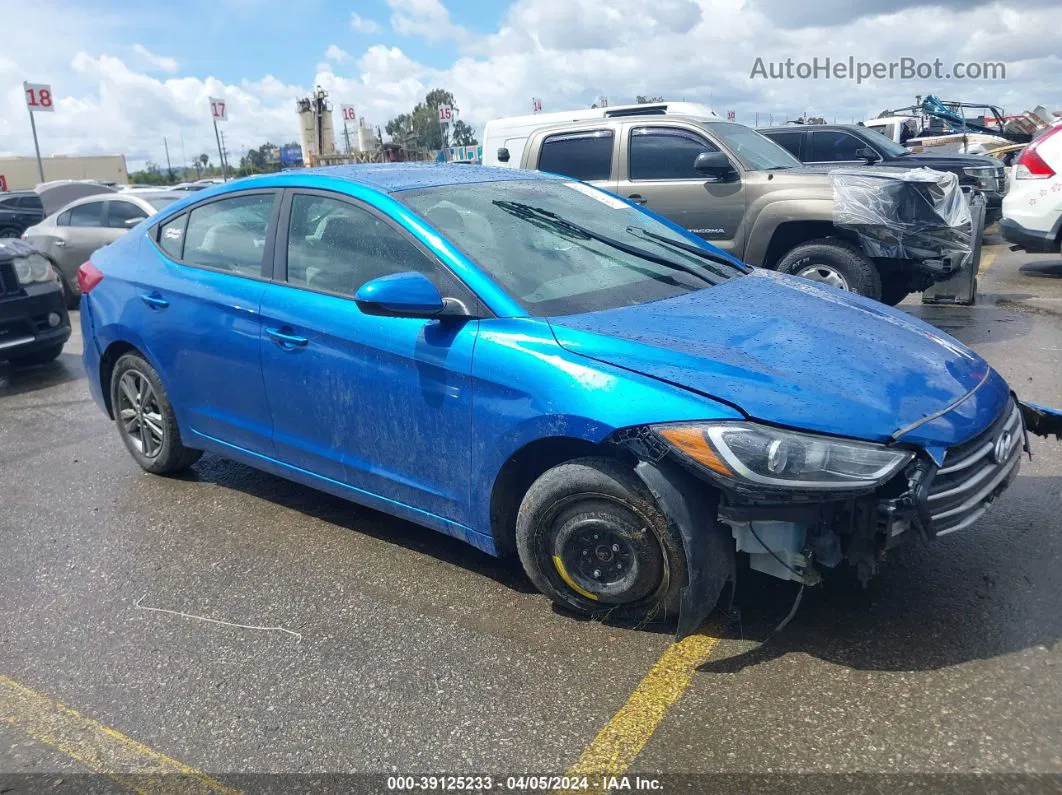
177, 454, 540, 596
700, 476, 1062, 674
0, 351, 84, 397
1019, 261, 1062, 279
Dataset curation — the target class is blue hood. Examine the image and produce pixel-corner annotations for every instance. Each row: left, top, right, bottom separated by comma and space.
548, 270, 1009, 448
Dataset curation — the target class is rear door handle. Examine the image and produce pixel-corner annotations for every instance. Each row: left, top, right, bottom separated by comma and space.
627, 194, 648, 205
140, 292, 169, 310
54, 240, 66, 247
266, 327, 309, 348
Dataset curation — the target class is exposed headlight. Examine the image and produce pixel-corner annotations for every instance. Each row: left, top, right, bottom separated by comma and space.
653, 422, 913, 491
14, 253, 57, 285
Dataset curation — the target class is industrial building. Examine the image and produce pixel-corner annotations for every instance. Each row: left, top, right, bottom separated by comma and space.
0, 154, 128, 191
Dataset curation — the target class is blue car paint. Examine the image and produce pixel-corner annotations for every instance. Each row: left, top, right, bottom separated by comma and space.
548, 269, 1010, 458
80, 163, 1021, 559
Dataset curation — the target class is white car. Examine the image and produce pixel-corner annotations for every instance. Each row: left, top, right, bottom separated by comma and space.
481, 101, 718, 169
1000, 122, 1062, 254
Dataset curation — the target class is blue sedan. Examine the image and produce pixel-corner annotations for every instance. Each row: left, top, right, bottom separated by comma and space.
78, 164, 1059, 636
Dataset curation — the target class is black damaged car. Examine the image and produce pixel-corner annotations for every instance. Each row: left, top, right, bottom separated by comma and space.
758, 123, 1008, 225
0, 239, 70, 366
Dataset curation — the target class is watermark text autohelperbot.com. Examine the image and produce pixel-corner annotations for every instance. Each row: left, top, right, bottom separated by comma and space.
750, 57, 1006, 84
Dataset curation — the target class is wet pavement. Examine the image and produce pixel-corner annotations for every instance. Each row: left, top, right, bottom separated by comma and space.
1, 241, 1061, 788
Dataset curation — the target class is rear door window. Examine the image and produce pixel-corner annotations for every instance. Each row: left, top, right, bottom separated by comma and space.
67, 202, 106, 227
806, 131, 864, 162
629, 127, 719, 180
538, 130, 614, 181
105, 200, 149, 229
181, 193, 276, 276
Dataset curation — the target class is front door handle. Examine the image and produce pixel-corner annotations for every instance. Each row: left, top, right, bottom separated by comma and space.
627, 194, 648, 205
140, 292, 169, 310
266, 327, 309, 348
54, 240, 66, 247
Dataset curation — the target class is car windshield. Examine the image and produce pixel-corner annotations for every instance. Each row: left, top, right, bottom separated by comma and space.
860, 127, 910, 157
701, 121, 803, 171
398, 179, 746, 317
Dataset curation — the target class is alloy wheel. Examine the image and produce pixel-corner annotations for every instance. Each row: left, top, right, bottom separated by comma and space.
795, 264, 851, 290
117, 370, 165, 458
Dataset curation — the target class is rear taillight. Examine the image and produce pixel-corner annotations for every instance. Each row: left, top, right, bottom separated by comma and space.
77, 261, 104, 294
1015, 126, 1060, 180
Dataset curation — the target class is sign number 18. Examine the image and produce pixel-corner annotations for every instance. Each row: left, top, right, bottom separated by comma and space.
24, 83, 55, 112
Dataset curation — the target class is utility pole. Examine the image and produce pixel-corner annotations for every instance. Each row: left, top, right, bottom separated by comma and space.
213, 118, 226, 180
163, 137, 173, 181
343, 122, 353, 155
218, 126, 230, 180
179, 133, 187, 181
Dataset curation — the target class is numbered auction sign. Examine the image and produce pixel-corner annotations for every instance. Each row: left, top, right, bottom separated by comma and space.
209, 97, 228, 122
340, 104, 357, 123
24, 83, 55, 113
438, 105, 453, 123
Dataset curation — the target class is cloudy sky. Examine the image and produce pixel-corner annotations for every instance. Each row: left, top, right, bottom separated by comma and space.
1, 0, 1058, 171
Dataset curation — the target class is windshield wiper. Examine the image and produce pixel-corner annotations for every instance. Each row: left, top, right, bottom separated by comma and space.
493, 200, 722, 286
625, 226, 747, 277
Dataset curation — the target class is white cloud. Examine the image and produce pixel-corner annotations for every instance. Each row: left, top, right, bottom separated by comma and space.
132, 44, 178, 74
350, 12, 382, 33
387, 0, 467, 42
0, 0, 1058, 172
325, 45, 352, 63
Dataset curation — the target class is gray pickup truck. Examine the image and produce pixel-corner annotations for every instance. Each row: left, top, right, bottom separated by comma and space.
512, 115, 972, 305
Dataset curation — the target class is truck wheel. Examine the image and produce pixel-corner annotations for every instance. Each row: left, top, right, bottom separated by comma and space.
516, 457, 688, 625
777, 239, 882, 300
0, 226, 21, 239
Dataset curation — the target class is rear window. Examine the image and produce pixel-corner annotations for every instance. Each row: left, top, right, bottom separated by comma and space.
538, 130, 613, 181
147, 197, 177, 210
157, 213, 188, 259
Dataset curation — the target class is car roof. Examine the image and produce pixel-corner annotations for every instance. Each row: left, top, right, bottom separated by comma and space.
758, 124, 865, 132
261, 163, 563, 194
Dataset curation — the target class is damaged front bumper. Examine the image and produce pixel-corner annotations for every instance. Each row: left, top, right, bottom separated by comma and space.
619, 398, 1062, 639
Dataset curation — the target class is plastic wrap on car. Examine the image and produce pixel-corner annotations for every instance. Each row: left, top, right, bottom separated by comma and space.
830, 167, 973, 263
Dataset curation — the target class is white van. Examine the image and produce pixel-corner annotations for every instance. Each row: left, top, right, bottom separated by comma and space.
481, 101, 718, 168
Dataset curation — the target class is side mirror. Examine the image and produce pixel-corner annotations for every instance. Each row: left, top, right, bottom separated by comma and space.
497, 147, 511, 163
354, 271, 469, 319
693, 151, 737, 182
855, 147, 880, 164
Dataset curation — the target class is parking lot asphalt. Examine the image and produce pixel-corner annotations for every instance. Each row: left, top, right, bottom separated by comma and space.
2, 240, 1061, 791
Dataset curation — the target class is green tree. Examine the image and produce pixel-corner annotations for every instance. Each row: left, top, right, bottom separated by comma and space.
636, 95, 665, 103
386, 88, 462, 151
451, 120, 478, 147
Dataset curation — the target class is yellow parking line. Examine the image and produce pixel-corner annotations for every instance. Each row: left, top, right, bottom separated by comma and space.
557, 625, 722, 792
0, 675, 237, 795
979, 248, 999, 274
